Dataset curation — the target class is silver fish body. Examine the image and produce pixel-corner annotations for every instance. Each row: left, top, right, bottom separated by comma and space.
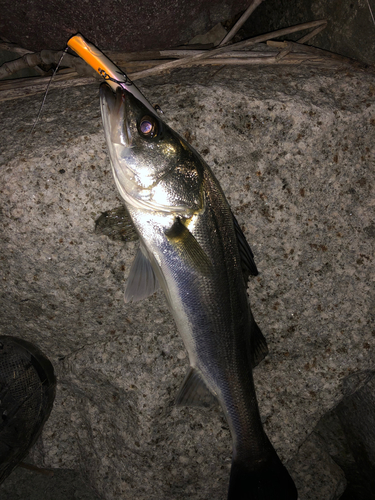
100, 83, 297, 500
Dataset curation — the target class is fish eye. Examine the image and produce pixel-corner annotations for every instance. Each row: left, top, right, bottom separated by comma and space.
138, 115, 158, 138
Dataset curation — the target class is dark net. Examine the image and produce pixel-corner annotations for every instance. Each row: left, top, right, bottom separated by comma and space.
0, 337, 56, 484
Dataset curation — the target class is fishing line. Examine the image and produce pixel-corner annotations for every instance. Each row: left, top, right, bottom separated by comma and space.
99, 70, 164, 114
26, 47, 69, 144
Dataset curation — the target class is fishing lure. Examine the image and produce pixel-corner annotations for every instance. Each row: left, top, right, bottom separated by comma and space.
67, 33, 160, 115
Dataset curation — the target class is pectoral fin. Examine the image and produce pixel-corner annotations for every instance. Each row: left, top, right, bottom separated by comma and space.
175, 367, 217, 408
124, 246, 159, 303
95, 205, 138, 242
165, 218, 213, 276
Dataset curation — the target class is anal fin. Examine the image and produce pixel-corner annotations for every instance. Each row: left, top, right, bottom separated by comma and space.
250, 317, 269, 368
175, 367, 217, 408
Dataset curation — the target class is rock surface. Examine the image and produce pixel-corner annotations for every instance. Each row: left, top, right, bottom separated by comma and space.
242, 0, 375, 66
0, 0, 248, 52
0, 64, 374, 499
288, 432, 346, 500
315, 371, 375, 499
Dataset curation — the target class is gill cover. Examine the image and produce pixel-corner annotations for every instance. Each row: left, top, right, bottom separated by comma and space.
100, 83, 204, 215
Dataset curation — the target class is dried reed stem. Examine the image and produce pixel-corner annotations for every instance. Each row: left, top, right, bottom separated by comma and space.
128, 20, 328, 80
218, 0, 265, 47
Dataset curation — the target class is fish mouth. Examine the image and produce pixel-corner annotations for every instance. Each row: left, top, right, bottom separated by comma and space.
100, 83, 131, 147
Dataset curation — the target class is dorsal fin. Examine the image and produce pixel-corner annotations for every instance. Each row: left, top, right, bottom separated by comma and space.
232, 214, 258, 280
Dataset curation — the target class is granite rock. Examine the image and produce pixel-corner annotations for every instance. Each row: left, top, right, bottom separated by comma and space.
0, 0, 248, 52
289, 432, 346, 500
315, 371, 375, 499
0, 64, 374, 499
241, 0, 375, 66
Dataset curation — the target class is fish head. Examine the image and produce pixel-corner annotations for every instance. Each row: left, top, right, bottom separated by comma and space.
100, 83, 204, 214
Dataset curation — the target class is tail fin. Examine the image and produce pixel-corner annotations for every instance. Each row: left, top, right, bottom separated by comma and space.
228, 451, 298, 500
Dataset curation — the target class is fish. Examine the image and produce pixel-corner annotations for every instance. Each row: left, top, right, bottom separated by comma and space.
99, 82, 298, 500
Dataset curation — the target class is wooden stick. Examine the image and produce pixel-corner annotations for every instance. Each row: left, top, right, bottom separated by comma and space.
270, 39, 372, 72
275, 23, 328, 61
119, 51, 292, 72
0, 50, 99, 80
0, 40, 34, 56
231, 19, 327, 49
1, 18, 372, 103
218, 0, 265, 47
0, 38, 46, 76
297, 22, 327, 44
366, 0, 375, 27
89, 22, 326, 65
281, 40, 370, 69
105, 44, 214, 63
121, 20, 328, 80
0, 52, 46, 79
274, 42, 294, 61
18, 462, 55, 477
0, 43, 368, 103
117, 49, 269, 60
0, 20, 327, 82
186, 54, 326, 65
